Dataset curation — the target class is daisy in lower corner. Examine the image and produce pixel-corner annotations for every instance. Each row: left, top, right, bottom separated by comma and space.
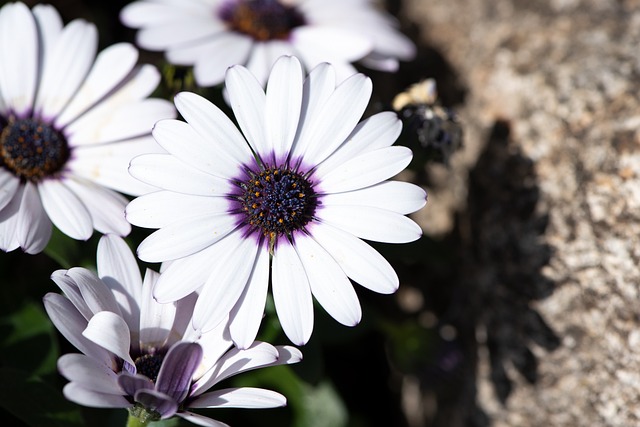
44, 234, 301, 426
0, 2, 175, 254
126, 55, 427, 347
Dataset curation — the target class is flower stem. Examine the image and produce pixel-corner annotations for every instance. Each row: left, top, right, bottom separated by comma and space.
126, 413, 150, 427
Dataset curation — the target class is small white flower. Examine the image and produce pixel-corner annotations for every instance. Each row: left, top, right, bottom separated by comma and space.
127, 56, 426, 347
44, 234, 301, 426
120, 0, 415, 87
0, 2, 175, 254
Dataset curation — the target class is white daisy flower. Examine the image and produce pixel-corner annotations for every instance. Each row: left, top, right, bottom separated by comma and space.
120, 0, 415, 87
127, 56, 426, 347
44, 234, 301, 426
0, 2, 176, 254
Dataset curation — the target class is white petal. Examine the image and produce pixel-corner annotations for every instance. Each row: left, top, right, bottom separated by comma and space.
152, 119, 242, 178
245, 41, 295, 88
32, 5, 63, 66
192, 236, 259, 332
292, 26, 372, 62
307, 222, 398, 294
83, 311, 135, 366
35, 20, 97, 118
137, 212, 238, 262
63, 178, 130, 236
190, 34, 253, 87
121, 2, 211, 27
0, 169, 20, 211
63, 383, 130, 408
294, 233, 361, 326
317, 146, 413, 194
265, 56, 303, 162
38, 179, 93, 240
272, 240, 314, 345
321, 181, 427, 215
66, 267, 122, 316
190, 388, 285, 409
313, 111, 402, 177
317, 205, 422, 243
126, 190, 231, 229
294, 73, 372, 165
0, 185, 20, 252
58, 353, 123, 395
190, 320, 233, 380
136, 19, 224, 50
229, 247, 269, 349
129, 153, 234, 197
68, 135, 165, 196
97, 234, 143, 327
17, 182, 52, 254
139, 269, 176, 349
225, 65, 269, 158
50, 270, 93, 320
176, 412, 229, 427
174, 91, 254, 165
191, 342, 278, 396
54, 43, 138, 127
0, 2, 38, 115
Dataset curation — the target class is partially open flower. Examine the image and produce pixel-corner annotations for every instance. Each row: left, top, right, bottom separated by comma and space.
44, 234, 301, 426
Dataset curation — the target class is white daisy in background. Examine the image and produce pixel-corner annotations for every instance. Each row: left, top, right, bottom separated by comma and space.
0, 2, 175, 254
44, 234, 301, 426
127, 56, 426, 347
120, 0, 415, 87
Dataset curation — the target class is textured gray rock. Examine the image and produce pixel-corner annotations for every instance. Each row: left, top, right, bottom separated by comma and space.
401, 0, 640, 425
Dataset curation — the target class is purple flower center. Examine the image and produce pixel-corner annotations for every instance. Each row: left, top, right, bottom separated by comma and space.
0, 117, 69, 182
239, 166, 317, 239
219, 0, 306, 41
135, 353, 165, 383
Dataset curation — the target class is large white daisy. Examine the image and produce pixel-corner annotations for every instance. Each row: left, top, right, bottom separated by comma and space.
127, 56, 426, 347
44, 234, 301, 426
0, 2, 175, 254
120, 0, 415, 87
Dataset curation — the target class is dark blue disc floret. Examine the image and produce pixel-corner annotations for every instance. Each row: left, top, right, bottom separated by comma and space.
134, 352, 166, 383
219, 0, 306, 41
239, 166, 317, 239
0, 117, 69, 182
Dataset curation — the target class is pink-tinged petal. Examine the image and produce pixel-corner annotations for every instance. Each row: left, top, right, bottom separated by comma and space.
134, 389, 178, 419
174, 92, 253, 165
57, 353, 123, 395
83, 311, 135, 367
0, 169, 20, 211
190, 33, 253, 87
38, 179, 93, 240
0, 2, 38, 116
156, 342, 203, 403
294, 233, 361, 327
66, 267, 122, 315
313, 111, 402, 177
17, 182, 52, 254
294, 73, 372, 166
317, 205, 423, 243
189, 388, 286, 409
126, 190, 231, 229
229, 247, 269, 349
272, 241, 314, 346
225, 65, 269, 158
63, 178, 130, 236
35, 19, 97, 118
118, 372, 154, 396
177, 411, 230, 427
265, 56, 303, 161
320, 181, 426, 215
50, 270, 93, 320
192, 236, 259, 332
43, 293, 113, 366
139, 269, 176, 349
317, 146, 413, 194
97, 234, 142, 331
191, 342, 278, 397
63, 383, 131, 409
129, 153, 235, 197
136, 212, 238, 262
307, 222, 398, 294
55, 43, 138, 127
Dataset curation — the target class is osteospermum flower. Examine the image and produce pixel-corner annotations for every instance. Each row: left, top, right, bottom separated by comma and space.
0, 2, 175, 254
44, 234, 301, 426
120, 0, 415, 87
126, 56, 426, 346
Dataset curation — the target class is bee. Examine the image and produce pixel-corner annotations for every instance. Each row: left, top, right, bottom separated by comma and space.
392, 79, 463, 164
